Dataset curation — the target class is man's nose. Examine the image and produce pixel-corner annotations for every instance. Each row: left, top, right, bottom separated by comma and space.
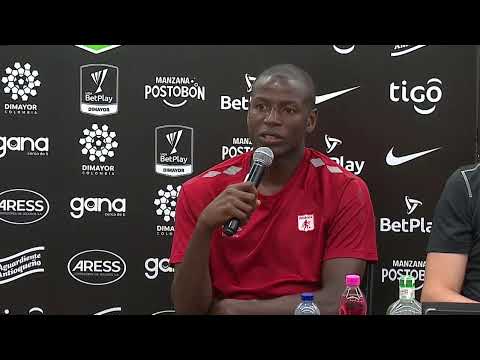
263, 106, 282, 125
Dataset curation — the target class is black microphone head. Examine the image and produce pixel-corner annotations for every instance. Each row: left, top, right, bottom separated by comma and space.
253, 147, 274, 167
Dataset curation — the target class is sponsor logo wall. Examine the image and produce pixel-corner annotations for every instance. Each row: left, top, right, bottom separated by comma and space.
0, 45, 476, 314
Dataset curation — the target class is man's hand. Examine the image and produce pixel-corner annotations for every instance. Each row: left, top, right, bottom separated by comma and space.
198, 182, 259, 231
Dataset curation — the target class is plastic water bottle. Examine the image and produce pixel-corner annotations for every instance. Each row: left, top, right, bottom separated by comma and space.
294, 292, 321, 315
338, 274, 367, 315
386, 275, 422, 315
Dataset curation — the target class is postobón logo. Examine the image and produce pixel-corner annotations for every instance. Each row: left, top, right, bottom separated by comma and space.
75, 45, 121, 54
144, 76, 206, 108
70, 197, 126, 219
80, 64, 118, 116
68, 249, 126, 286
382, 259, 425, 291
221, 137, 253, 160
324, 134, 365, 175
155, 125, 193, 177
2, 62, 41, 115
0, 189, 49, 225
333, 45, 355, 54
0, 136, 49, 158
145, 258, 174, 279
391, 45, 427, 57
380, 196, 432, 233
155, 185, 181, 236
0, 246, 45, 285
79, 124, 117, 176
389, 78, 442, 115
221, 74, 360, 111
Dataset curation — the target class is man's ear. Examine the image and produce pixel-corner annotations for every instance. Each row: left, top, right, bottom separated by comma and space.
306, 108, 318, 134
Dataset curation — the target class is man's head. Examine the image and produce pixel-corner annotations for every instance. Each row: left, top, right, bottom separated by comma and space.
247, 64, 317, 160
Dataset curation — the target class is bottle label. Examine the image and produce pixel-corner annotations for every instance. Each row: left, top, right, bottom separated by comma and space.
399, 287, 415, 300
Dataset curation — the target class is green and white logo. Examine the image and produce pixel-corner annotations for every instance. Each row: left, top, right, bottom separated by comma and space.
75, 45, 121, 54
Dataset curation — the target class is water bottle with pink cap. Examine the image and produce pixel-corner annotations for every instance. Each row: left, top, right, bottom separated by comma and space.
338, 274, 367, 315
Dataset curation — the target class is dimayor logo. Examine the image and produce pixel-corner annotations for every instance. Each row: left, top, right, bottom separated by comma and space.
79, 124, 118, 176
144, 75, 206, 108
380, 196, 432, 233
0, 136, 49, 158
80, 64, 118, 116
75, 45, 121, 54
155, 125, 193, 177
333, 45, 355, 54
68, 249, 126, 286
221, 74, 360, 111
145, 257, 174, 279
155, 185, 181, 236
391, 45, 427, 57
382, 259, 425, 291
389, 78, 443, 115
324, 134, 365, 175
2, 62, 41, 115
221, 137, 253, 160
0, 246, 45, 285
0, 189, 49, 225
70, 197, 126, 219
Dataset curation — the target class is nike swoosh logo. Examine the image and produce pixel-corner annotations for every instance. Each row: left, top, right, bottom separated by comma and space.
386, 147, 442, 166
315, 86, 360, 104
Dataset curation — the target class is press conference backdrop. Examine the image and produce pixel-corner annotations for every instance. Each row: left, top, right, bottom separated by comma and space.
0, 45, 476, 315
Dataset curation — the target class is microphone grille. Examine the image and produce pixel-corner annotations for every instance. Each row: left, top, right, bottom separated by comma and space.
253, 147, 274, 167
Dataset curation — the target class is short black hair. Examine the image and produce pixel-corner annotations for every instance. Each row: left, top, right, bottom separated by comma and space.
252, 64, 316, 109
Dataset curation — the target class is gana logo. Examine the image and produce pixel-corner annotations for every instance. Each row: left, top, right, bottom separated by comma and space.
68, 249, 126, 286
380, 196, 432, 233
145, 258, 174, 279
389, 78, 443, 115
333, 45, 355, 54
0, 136, 49, 158
70, 197, 126, 219
0, 189, 49, 225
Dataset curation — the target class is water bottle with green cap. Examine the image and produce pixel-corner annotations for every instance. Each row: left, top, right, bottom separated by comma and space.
386, 275, 422, 315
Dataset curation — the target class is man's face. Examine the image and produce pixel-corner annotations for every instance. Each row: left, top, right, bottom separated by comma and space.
247, 77, 316, 159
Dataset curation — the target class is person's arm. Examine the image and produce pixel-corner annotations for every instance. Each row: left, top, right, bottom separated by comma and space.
210, 177, 377, 315
209, 258, 365, 315
171, 182, 259, 314
422, 169, 476, 303
421, 253, 477, 303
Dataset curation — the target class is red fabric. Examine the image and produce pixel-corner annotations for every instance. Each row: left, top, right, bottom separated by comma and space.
170, 148, 378, 300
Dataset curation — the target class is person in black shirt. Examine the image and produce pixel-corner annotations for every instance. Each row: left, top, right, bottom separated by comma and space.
422, 164, 480, 303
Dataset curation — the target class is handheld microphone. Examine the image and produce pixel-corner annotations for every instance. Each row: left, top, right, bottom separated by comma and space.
222, 147, 274, 237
